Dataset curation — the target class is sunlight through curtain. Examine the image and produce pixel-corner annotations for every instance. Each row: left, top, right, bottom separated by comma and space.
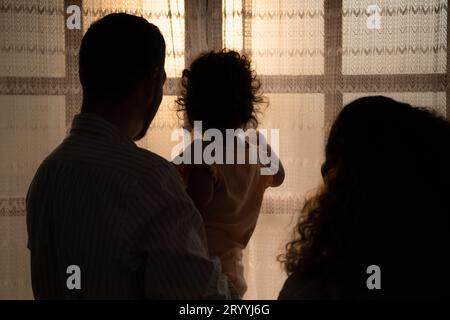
0, 0, 447, 299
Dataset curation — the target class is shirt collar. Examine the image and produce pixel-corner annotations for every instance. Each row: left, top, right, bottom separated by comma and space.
70, 113, 136, 148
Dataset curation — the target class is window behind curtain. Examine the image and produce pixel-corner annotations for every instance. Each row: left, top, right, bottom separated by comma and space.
0, 0, 448, 299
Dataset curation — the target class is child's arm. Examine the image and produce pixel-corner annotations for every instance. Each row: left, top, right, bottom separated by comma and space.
264, 143, 285, 187
174, 141, 215, 212
256, 132, 285, 187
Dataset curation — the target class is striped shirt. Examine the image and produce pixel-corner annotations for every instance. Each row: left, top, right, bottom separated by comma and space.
26, 113, 231, 299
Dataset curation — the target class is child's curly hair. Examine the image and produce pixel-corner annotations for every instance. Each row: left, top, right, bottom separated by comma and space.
176, 50, 265, 131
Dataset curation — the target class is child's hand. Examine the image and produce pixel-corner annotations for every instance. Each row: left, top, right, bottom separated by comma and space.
255, 131, 285, 187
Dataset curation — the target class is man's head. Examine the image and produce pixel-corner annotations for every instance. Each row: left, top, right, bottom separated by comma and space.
79, 13, 166, 140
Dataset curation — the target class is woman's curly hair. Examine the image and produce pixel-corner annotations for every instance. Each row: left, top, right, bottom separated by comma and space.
176, 50, 265, 131
279, 96, 450, 298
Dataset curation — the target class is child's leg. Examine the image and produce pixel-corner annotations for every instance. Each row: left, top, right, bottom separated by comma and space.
221, 248, 247, 297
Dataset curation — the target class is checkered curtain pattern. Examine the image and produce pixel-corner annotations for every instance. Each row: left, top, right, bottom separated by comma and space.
0, 0, 447, 299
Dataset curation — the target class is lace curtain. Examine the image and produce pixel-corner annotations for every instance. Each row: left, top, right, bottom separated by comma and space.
0, 0, 448, 299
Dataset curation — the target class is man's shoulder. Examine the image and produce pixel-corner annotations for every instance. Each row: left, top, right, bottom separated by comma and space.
126, 148, 195, 216
131, 147, 185, 190
44, 137, 181, 189
132, 146, 176, 175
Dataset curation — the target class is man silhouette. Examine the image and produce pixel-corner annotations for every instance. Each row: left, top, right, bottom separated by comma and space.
26, 13, 231, 299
